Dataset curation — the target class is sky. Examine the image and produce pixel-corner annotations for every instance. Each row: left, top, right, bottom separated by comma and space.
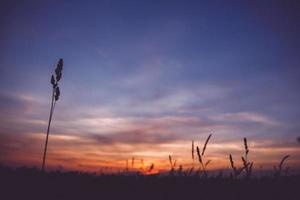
0, 0, 300, 173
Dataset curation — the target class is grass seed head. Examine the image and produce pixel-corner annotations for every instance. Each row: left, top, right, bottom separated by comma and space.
196, 146, 202, 164
202, 134, 212, 156
244, 137, 249, 155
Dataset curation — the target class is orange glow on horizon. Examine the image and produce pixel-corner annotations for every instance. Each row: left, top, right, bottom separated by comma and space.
1, 132, 300, 174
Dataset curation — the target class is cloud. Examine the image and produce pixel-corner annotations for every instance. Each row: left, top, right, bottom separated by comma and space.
0, 92, 48, 135
211, 112, 280, 126
90, 129, 179, 145
0, 80, 299, 171
0, 132, 44, 166
0, 93, 29, 114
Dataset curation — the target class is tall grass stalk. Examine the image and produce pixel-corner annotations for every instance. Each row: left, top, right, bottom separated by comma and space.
229, 137, 253, 179
274, 155, 290, 178
196, 134, 212, 177
192, 140, 195, 166
42, 59, 63, 171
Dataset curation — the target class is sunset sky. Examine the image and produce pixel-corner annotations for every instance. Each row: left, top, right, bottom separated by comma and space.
0, 0, 300, 173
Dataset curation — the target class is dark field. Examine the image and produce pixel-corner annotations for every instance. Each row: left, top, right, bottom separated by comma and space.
1, 166, 299, 200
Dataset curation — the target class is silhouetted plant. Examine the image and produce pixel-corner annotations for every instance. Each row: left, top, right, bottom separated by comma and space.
42, 58, 63, 171
196, 134, 212, 177
229, 137, 253, 179
177, 165, 183, 176
148, 163, 154, 173
192, 140, 195, 165
241, 137, 253, 179
274, 155, 290, 178
168, 155, 177, 175
125, 159, 129, 173
229, 154, 245, 178
183, 167, 194, 176
1, 165, 300, 200
131, 156, 135, 169
140, 159, 144, 171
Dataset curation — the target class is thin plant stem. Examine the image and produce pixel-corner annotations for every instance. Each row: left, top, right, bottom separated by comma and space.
42, 89, 55, 171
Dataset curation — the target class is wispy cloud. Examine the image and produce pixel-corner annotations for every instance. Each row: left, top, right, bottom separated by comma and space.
211, 112, 280, 126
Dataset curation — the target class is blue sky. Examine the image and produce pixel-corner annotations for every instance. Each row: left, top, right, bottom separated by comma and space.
0, 0, 299, 171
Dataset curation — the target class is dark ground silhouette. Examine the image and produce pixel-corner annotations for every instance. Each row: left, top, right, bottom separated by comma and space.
0, 166, 299, 200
